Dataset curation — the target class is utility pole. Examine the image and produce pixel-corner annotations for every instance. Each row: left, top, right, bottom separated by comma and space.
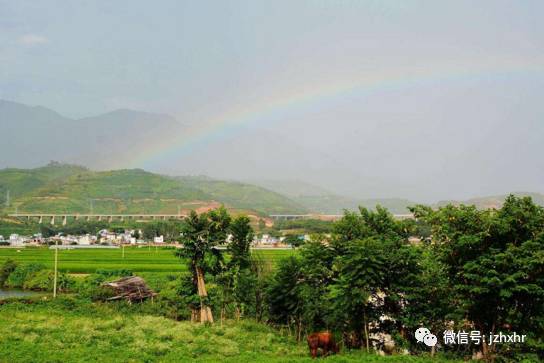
5, 190, 10, 208
53, 239, 58, 298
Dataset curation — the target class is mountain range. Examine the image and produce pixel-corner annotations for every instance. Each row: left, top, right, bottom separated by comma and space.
2, 99, 543, 215
0, 99, 181, 170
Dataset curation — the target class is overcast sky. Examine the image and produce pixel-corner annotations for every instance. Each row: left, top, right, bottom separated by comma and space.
1, 1, 543, 202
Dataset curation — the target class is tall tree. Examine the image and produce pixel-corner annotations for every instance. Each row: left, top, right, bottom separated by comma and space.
228, 215, 253, 270
413, 196, 544, 361
178, 207, 231, 323
328, 238, 386, 351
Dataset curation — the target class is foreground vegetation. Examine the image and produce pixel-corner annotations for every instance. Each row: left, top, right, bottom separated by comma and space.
0, 195, 542, 362
0, 297, 456, 363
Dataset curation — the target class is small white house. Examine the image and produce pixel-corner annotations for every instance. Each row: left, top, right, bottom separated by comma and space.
9, 234, 26, 246
78, 235, 92, 245
154, 235, 164, 243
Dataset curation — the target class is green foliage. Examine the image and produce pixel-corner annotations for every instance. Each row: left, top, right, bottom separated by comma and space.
142, 220, 182, 241
6, 262, 46, 288
272, 219, 334, 234
412, 195, 544, 360
267, 256, 304, 327
283, 234, 304, 248
0, 260, 75, 292
177, 176, 308, 215
328, 238, 386, 348
23, 269, 75, 291
40, 220, 109, 237
228, 215, 253, 270
0, 258, 18, 287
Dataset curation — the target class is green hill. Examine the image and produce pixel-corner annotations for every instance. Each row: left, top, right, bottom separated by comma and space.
0, 162, 87, 199
0, 164, 307, 216
435, 192, 544, 210
248, 180, 415, 214
176, 176, 307, 215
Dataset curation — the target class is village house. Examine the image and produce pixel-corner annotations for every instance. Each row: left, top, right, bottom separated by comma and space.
9, 234, 28, 246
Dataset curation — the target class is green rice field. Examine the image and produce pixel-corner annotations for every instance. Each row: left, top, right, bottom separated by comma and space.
0, 247, 295, 273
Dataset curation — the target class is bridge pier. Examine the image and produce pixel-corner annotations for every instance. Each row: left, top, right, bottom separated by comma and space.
50, 216, 55, 225
62, 216, 67, 226
38, 216, 43, 224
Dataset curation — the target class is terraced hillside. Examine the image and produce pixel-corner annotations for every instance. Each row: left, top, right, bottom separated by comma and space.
0, 163, 306, 216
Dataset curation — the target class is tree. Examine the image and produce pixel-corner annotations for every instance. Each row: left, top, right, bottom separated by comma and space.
413, 195, 544, 361
284, 234, 304, 248
328, 238, 386, 351
298, 241, 335, 331
218, 215, 255, 321
178, 207, 231, 323
228, 215, 253, 270
267, 256, 305, 340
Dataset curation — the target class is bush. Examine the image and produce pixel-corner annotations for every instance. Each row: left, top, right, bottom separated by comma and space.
6, 263, 46, 288
23, 270, 75, 292
0, 259, 18, 287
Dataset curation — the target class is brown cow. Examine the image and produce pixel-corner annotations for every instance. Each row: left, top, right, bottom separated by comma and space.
307, 331, 339, 358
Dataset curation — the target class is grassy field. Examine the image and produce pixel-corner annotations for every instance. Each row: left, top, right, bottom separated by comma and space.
0, 298, 456, 363
0, 247, 295, 274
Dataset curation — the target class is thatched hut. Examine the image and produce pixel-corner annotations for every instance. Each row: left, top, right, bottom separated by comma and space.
102, 276, 156, 303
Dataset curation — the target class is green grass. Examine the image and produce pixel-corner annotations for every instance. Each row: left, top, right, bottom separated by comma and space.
0, 298, 457, 363
0, 247, 295, 274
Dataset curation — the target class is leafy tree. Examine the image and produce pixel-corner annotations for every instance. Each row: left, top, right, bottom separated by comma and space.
401, 247, 453, 355
267, 256, 305, 340
178, 207, 231, 323
328, 238, 386, 351
284, 234, 304, 248
216, 215, 255, 322
413, 195, 544, 360
298, 241, 335, 331
228, 215, 253, 270
142, 221, 181, 241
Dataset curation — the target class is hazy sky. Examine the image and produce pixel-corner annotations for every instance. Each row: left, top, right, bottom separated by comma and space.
1, 1, 543, 201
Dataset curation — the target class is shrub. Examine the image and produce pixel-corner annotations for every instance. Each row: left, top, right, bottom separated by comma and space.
6, 263, 46, 288
23, 270, 75, 291
0, 259, 18, 287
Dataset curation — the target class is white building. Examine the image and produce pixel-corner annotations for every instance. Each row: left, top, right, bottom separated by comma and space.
154, 235, 164, 243
78, 235, 92, 245
9, 234, 27, 246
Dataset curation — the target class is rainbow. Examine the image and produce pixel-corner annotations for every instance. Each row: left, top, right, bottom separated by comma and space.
122, 61, 544, 169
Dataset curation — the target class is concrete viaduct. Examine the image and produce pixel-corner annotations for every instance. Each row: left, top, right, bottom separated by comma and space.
8, 214, 188, 226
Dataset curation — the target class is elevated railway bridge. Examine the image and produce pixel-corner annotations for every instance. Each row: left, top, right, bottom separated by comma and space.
8, 213, 188, 225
